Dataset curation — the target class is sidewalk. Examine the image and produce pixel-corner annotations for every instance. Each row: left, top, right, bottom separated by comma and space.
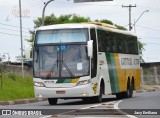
137, 84, 160, 93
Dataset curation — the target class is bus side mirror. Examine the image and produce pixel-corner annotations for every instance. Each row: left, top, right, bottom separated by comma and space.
87, 40, 93, 58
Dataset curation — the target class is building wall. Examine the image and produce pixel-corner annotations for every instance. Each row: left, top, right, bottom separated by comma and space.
141, 62, 160, 85
4, 65, 32, 77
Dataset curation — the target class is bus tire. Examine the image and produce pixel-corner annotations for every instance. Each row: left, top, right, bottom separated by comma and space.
125, 82, 133, 98
48, 98, 58, 105
93, 84, 103, 103
116, 93, 124, 99
129, 82, 133, 98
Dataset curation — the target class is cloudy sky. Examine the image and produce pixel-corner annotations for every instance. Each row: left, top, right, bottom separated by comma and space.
0, 0, 160, 62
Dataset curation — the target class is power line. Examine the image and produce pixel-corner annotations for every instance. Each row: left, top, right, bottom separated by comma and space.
139, 36, 160, 40
138, 4, 160, 11
0, 28, 29, 33
136, 25, 160, 32
0, 22, 32, 30
0, 31, 29, 38
143, 42, 160, 45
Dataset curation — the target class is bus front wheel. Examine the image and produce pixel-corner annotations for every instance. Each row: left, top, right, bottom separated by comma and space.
48, 98, 58, 105
93, 85, 103, 103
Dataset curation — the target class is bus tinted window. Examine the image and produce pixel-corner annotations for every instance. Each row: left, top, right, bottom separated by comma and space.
97, 29, 138, 55
35, 29, 88, 44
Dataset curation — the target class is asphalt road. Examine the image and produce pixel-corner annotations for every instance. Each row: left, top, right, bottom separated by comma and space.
119, 91, 160, 118
0, 91, 160, 118
0, 95, 121, 118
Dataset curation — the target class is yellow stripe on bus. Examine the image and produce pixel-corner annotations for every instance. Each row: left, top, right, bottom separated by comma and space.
114, 53, 124, 92
71, 78, 79, 83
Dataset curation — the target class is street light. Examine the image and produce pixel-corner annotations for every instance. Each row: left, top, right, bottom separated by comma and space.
131, 10, 149, 30
42, 0, 54, 26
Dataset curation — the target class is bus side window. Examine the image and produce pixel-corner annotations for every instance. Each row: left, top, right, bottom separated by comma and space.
90, 29, 97, 78
117, 34, 125, 53
106, 38, 111, 52
111, 33, 117, 53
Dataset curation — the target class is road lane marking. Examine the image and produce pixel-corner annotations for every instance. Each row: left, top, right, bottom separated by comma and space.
41, 100, 129, 118
114, 100, 138, 118
81, 101, 117, 109
40, 115, 52, 118
40, 101, 119, 118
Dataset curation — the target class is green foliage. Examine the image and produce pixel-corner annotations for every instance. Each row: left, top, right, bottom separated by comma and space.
34, 17, 42, 28
95, 19, 113, 25
33, 13, 91, 28
8, 73, 16, 81
138, 40, 145, 62
70, 14, 91, 23
27, 34, 34, 43
115, 24, 127, 31
0, 73, 34, 101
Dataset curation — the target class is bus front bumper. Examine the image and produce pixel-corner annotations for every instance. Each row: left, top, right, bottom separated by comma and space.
34, 84, 94, 99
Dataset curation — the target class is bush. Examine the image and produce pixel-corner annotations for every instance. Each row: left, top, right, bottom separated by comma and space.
0, 73, 34, 101
8, 73, 16, 81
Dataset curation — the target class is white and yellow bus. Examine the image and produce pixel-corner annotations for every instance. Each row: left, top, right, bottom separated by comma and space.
33, 22, 140, 105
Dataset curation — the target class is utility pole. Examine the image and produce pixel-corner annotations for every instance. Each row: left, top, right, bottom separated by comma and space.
122, 4, 136, 31
19, 0, 24, 78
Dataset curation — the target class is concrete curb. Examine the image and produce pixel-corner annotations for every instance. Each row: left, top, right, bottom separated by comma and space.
0, 98, 47, 106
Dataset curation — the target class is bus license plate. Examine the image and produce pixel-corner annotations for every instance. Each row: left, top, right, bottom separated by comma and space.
56, 91, 65, 94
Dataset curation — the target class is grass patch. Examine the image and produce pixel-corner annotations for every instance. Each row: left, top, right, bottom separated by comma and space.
0, 73, 34, 101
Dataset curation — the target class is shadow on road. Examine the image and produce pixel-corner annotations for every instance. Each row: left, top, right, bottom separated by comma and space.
57, 96, 117, 105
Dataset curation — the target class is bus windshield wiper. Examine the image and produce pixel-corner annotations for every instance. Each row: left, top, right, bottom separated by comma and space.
46, 51, 74, 79
46, 51, 59, 79
61, 52, 74, 78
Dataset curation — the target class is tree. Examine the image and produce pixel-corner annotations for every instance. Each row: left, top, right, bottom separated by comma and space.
29, 13, 145, 62
33, 13, 90, 28
115, 24, 127, 31
138, 41, 145, 63
95, 19, 113, 25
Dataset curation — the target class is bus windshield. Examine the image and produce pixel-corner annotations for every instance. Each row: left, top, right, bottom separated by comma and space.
35, 29, 88, 44
33, 45, 89, 78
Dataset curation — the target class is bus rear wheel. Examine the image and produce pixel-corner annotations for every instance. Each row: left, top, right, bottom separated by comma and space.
48, 98, 58, 105
125, 82, 133, 98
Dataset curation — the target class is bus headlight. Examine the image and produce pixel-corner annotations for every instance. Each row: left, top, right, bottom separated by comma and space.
34, 82, 45, 87
76, 79, 91, 86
